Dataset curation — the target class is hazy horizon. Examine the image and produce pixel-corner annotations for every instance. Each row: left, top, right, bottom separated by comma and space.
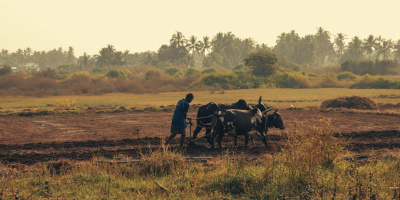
1, 0, 400, 56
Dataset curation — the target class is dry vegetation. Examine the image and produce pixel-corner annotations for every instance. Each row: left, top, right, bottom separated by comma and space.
0, 121, 399, 199
0, 89, 399, 199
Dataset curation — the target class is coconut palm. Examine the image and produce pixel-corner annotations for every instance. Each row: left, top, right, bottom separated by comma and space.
313, 27, 333, 67
393, 39, 400, 61
347, 36, 364, 61
201, 36, 211, 58
375, 39, 393, 60
362, 35, 377, 60
169, 31, 188, 66
188, 35, 203, 60
334, 33, 346, 59
96, 44, 116, 68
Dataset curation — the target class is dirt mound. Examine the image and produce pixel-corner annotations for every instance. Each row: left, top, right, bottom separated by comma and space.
320, 96, 379, 110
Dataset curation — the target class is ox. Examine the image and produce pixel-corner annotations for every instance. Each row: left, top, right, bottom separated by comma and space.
191, 97, 267, 145
210, 108, 285, 148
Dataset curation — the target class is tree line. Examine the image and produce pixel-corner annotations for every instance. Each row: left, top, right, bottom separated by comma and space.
1, 27, 400, 75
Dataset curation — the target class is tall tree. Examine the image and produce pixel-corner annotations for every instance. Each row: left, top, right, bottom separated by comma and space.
188, 35, 202, 61
169, 31, 188, 66
201, 36, 211, 58
244, 50, 278, 77
375, 38, 393, 60
346, 36, 364, 61
362, 35, 377, 60
96, 44, 116, 68
393, 39, 400, 61
334, 33, 346, 62
313, 27, 333, 68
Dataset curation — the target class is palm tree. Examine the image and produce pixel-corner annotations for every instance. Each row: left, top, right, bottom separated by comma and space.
169, 31, 188, 66
201, 36, 211, 58
188, 36, 199, 60
24, 47, 32, 63
362, 35, 377, 60
347, 36, 364, 61
393, 39, 400, 61
334, 33, 346, 59
375, 39, 393, 60
96, 44, 116, 68
314, 27, 334, 67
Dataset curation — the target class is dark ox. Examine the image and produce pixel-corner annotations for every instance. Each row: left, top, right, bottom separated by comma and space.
211, 108, 285, 148
191, 97, 267, 145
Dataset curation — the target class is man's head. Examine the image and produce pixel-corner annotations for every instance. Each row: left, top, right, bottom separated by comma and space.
186, 93, 194, 103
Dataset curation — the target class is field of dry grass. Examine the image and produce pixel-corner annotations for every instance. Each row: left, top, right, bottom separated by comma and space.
1, 88, 399, 111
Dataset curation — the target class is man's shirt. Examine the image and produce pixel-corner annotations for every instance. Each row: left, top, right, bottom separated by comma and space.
172, 99, 189, 127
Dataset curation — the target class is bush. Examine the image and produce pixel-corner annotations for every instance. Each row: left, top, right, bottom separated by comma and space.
337, 71, 357, 81
350, 74, 395, 89
200, 73, 236, 89
0, 65, 12, 76
201, 67, 216, 74
185, 67, 201, 76
272, 72, 309, 88
145, 69, 163, 80
106, 69, 132, 79
317, 73, 341, 88
164, 67, 182, 76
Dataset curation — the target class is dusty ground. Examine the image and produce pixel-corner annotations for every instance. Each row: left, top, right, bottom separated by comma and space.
0, 108, 399, 165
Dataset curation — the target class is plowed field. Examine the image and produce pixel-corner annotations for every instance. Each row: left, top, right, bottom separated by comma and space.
1, 109, 399, 165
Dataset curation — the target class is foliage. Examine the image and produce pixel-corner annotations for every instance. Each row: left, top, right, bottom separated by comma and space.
341, 60, 399, 75
196, 72, 260, 89
316, 73, 341, 88
201, 67, 216, 74
145, 69, 163, 80
106, 69, 132, 79
336, 71, 357, 81
185, 67, 201, 76
350, 74, 400, 89
164, 67, 182, 76
0, 65, 12, 76
271, 71, 309, 88
244, 50, 278, 77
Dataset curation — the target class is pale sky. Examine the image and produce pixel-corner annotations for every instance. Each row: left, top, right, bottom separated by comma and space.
1, 0, 399, 56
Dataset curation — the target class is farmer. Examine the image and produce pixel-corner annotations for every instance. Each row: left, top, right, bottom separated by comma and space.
165, 93, 194, 148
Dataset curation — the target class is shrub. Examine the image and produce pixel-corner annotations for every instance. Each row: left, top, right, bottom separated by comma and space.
201, 67, 216, 74
145, 69, 163, 80
350, 74, 394, 89
272, 72, 309, 88
244, 50, 278, 77
337, 71, 357, 81
164, 67, 182, 76
0, 65, 12, 76
185, 67, 201, 76
317, 73, 341, 88
200, 73, 236, 89
106, 69, 132, 79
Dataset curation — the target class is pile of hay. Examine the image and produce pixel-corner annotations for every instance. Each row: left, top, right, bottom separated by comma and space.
320, 96, 379, 110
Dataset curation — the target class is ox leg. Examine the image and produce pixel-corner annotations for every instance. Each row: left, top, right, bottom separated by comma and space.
192, 126, 202, 140
205, 128, 214, 146
216, 132, 224, 149
245, 135, 249, 148
234, 135, 238, 147
260, 135, 268, 147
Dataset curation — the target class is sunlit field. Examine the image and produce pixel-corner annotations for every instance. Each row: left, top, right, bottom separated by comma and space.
0, 88, 399, 111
